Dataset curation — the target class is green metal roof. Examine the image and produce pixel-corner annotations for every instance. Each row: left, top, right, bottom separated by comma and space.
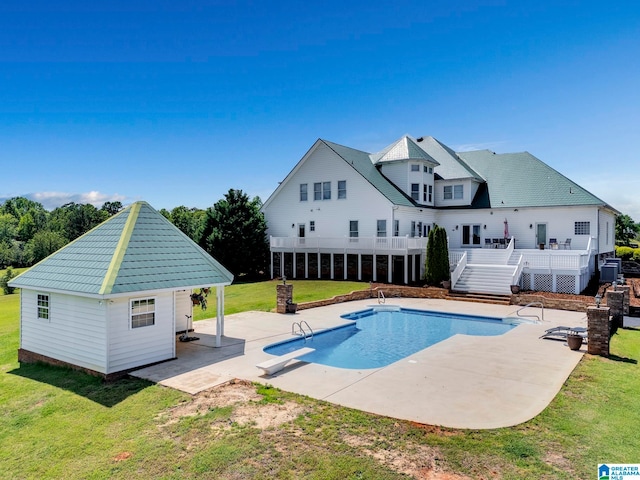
417, 136, 484, 181
322, 140, 416, 207
371, 135, 440, 165
457, 149, 613, 209
10, 202, 234, 296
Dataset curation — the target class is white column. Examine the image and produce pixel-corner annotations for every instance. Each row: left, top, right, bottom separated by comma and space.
358, 254, 362, 281
388, 254, 392, 283
344, 253, 348, 280
215, 285, 224, 347
330, 253, 334, 279
404, 254, 409, 284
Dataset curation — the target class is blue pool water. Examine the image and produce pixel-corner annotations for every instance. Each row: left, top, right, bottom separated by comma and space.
263, 307, 517, 369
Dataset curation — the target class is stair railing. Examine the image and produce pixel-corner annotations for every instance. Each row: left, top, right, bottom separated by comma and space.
450, 251, 467, 290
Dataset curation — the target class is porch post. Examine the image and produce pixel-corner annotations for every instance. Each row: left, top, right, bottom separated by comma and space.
344, 253, 348, 280
270, 249, 273, 279
317, 252, 321, 279
215, 285, 224, 347
404, 254, 409, 284
373, 255, 377, 282
292, 252, 296, 279
305, 253, 309, 279
388, 254, 392, 283
330, 253, 335, 279
280, 253, 284, 280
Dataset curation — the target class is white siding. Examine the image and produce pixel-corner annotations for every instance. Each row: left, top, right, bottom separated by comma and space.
174, 290, 192, 333
598, 209, 616, 254
378, 161, 434, 205
107, 291, 175, 374
20, 289, 108, 373
438, 206, 599, 250
434, 179, 475, 207
264, 142, 394, 238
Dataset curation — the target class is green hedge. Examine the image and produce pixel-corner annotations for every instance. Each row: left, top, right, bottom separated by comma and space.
615, 246, 640, 261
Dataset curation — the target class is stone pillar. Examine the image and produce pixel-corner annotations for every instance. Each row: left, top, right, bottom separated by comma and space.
276, 283, 294, 314
587, 306, 610, 357
618, 285, 630, 316
606, 290, 624, 332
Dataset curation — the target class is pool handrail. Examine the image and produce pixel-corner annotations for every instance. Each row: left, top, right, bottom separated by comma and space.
516, 302, 545, 323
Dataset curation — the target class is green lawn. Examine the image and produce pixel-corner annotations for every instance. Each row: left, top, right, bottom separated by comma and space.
192, 279, 369, 319
1, 281, 640, 479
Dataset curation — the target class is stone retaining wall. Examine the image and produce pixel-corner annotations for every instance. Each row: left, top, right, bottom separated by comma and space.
296, 286, 449, 310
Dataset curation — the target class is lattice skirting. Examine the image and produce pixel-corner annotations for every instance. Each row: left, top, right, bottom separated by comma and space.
521, 272, 580, 294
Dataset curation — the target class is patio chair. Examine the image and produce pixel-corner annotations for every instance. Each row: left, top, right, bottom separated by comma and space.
492, 238, 500, 248
539, 326, 587, 341
549, 238, 558, 249
559, 238, 571, 249
484, 238, 492, 248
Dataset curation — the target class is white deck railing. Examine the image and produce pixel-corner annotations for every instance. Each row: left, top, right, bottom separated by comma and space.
270, 235, 428, 253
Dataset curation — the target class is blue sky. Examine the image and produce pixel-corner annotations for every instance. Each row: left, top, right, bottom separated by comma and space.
1, 1, 639, 220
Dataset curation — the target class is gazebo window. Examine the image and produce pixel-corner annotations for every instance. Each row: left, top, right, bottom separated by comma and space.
37, 294, 49, 320
131, 298, 155, 329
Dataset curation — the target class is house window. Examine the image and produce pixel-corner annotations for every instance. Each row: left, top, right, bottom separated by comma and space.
411, 164, 420, 172
338, 180, 347, 199
131, 298, 155, 329
429, 167, 433, 174
411, 183, 419, 201
575, 221, 590, 235
444, 184, 463, 200
323, 181, 331, 200
313, 182, 322, 200
310, 220, 315, 232
393, 219, 399, 237
423, 165, 428, 173
300, 183, 308, 202
37, 294, 49, 320
410, 221, 416, 237
428, 185, 433, 203
423, 184, 428, 202
377, 220, 387, 237
349, 220, 358, 238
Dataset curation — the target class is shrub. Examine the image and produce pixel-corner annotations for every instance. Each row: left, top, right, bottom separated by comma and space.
1, 267, 16, 294
424, 225, 450, 286
616, 246, 635, 260
634, 249, 640, 262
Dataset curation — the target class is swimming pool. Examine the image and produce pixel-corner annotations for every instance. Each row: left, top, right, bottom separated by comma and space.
263, 307, 518, 369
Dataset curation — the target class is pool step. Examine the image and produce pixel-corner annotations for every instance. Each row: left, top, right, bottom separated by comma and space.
446, 291, 512, 305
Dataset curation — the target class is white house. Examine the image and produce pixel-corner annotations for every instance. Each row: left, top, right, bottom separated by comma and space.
261, 135, 618, 295
9, 201, 233, 379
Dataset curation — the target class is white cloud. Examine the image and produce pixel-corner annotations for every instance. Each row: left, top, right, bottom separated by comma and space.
26, 191, 128, 210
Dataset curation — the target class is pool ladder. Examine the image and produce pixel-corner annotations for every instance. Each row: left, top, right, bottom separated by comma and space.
516, 302, 545, 323
292, 320, 314, 342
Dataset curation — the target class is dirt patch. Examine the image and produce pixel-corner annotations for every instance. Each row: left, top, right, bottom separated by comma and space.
342, 434, 473, 480
158, 379, 303, 429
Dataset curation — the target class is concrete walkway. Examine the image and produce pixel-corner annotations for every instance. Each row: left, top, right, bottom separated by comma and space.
131, 298, 588, 429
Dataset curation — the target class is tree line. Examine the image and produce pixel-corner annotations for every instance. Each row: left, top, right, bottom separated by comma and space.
0, 189, 269, 280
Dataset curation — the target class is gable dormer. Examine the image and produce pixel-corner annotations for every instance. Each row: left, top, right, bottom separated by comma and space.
372, 136, 439, 205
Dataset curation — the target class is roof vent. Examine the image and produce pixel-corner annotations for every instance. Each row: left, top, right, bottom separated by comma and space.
416, 137, 424, 142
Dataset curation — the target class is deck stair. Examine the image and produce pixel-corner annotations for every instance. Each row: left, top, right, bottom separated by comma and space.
446, 291, 512, 305
451, 248, 520, 295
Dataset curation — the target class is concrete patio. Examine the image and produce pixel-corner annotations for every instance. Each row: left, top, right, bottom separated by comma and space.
131, 298, 589, 429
